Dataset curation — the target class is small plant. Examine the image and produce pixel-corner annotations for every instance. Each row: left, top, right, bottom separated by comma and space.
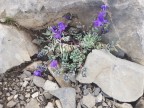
4, 17, 16, 24
33, 4, 110, 79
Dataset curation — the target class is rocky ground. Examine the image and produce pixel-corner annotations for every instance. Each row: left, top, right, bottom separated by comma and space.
1, 0, 144, 108
0, 61, 143, 108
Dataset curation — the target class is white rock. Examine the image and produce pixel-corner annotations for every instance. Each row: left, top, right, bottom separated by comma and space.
7, 100, 17, 108
14, 94, 18, 99
49, 88, 76, 108
22, 81, 29, 87
23, 70, 31, 77
33, 76, 46, 88
96, 93, 103, 103
45, 102, 54, 108
43, 80, 59, 91
7, 95, 14, 101
32, 92, 39, 98
77, 49, 144, 102
82, 93, 95, 108
0, 24, 38, 74
114, 103, 133, 108
55, 100, 62, 108
25, 93, 31, 98
0, 104, 3, 108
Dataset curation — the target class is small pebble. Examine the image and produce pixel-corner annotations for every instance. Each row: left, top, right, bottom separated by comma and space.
25, 93, 31, 98
23, 70, 31, 77
43, 92, 53, 99
14, 94, 18, 99
7, 100, 17, 108
26, 98, 30, 103
83, 89, 89, 96
0, 92, 2, 95
96, 93, 103, 103
45, 102, 54, 108
7, 95, 14, 101
55, 100, 62, 108
11, 91, 17, 95
20, 101, 26, 105
6, 93, 10, 97
93, 87, 100, 96
19, 95, 25, 100
0, 104, 3, 108
39, 88, 44, 93
24, 78, 31, 81
22, 81, 29, 87
32, 92, 39, 98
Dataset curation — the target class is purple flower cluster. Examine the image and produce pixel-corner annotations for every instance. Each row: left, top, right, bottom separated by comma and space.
50, 60, 58, 68
50, 22, 67, 39
33, 69, 43, 77
93, 5, 108, 27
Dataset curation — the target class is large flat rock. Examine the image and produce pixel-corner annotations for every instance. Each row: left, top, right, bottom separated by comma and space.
0, 0, 103, 29
102, 0, 144, 65
0, 24, 38, 74
77, 49, 144, 102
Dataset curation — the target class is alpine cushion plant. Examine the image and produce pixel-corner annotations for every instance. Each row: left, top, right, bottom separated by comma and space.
35, 4, 109, 79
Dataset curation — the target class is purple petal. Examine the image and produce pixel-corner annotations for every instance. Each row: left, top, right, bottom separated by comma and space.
53, 32, 62, 39
101, 5, 108, 11
97, 11, 108, 24
50, 26, 58, 33
33, 70, 43, 76
93, 19, 103, 27
50, 60, 58, 68
58, 22, 67, 32
98, 11, 106, 22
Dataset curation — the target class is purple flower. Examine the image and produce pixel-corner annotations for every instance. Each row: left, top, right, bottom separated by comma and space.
93, 11, 108, 27
53, 32, 62, 39
101, 5, 108, 11
93, 19, 103, 27
98, 11, 108, 23
50, 60, 58, 68
50, 26, 58, 33
33, 70, 43, 76
58, 22, 67, 32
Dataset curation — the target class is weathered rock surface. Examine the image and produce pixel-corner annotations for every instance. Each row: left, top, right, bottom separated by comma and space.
49, 88, 76, 108
77, 49, 144, 102
33, 76, 46, 88
102, 0, 144, 65
0, 24, 37, 74
0, 0, 103, 29
48, 66, 71, 87
43, 80, 59, 91
82, 93, 96, 108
